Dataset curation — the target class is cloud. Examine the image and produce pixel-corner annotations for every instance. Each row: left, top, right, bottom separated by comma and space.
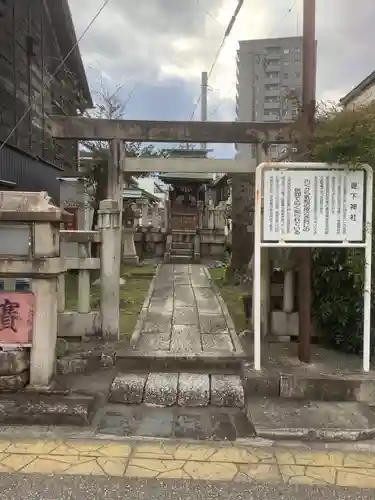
69, 0, 375, 132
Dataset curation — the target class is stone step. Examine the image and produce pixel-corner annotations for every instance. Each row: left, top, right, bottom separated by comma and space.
243, 364, 375, 404
115, 351, 245, 373
169, 255, 192, 263
109, 372, 245, 408
98, 404, 255, 440
247, 397, 375, 441
56, 351, 115, 375
171, 242, 194, 250
171, 248, 193, 256
0, 393, 96, 426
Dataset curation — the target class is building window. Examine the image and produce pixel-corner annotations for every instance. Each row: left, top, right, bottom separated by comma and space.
294, 47, 301, 53
266, 71, 280, 78
284, 48, 290, 54
283, 61, 290, 66
294, 72, 301, 78
284, 73, 289, 79
266, 46, 281, 55
294, 59, 301, 65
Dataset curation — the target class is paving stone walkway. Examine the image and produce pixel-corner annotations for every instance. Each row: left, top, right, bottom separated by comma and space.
133, 264, 240, 353
1, 437, 375, 488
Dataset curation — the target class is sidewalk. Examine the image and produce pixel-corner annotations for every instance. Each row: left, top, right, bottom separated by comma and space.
0, 436, 374, 488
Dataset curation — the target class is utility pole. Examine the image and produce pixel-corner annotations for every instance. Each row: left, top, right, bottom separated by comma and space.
298, 0, 316, 363
200, 71, 208, 150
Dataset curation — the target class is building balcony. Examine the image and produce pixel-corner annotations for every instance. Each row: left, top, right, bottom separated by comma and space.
264, 101, 281, 109
264, 89, 281, 97
264, 114, 281, 121
264, 77, 281, 85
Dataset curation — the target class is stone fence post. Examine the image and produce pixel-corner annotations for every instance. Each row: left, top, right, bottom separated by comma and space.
58, 230, 101, 338
151, 204, 159, 228
0, 191, 67, 389
97, 199, 121, 339
208, 200, 215, 230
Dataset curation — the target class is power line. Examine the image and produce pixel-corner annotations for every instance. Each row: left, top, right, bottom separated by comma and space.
209, 0, 299, 118
189, 0, 245, 120
0, 0, 112, 154
267, 0, 298, 38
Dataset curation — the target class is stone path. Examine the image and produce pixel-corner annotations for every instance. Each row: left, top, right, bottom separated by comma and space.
110, 264, 245, 409
132, 264, 241, 354
1, 436, 375, 488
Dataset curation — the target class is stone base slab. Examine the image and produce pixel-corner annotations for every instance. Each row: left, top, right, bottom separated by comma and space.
0, 393, 96, 426
248, 397, 375, 441
243, 367, 375, 405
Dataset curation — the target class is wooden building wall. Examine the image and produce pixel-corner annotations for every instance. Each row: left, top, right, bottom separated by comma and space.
0, 0, 84, 172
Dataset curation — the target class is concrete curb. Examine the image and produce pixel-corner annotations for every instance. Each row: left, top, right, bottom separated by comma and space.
203, 266, 245, 355
254, 427, 375, 442
130, 264, 160, 349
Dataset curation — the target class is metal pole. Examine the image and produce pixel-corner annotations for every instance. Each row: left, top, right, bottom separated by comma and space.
363, 165, 373, 372
254, 164, 263, 370
298, 0, 316, 363
200, 71, 208, 150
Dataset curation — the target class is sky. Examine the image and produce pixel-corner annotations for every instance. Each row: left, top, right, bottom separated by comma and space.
68, 0, 375, 159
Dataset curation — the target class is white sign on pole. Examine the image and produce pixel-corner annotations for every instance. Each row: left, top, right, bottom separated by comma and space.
253, 162, 373, 374
263, 169, 365, 242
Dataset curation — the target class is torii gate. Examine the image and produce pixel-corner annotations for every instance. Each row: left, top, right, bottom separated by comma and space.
51, 116, 302, 368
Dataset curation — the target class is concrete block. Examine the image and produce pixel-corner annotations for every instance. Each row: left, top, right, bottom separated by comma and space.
0, 350, 29, 376
56, 356, 89, 375
271, 311, 299, 336
356, 380, 375, 405
144, 372, 178, 407
58, 311, 101, 337
211, 375, 245, 408
109, 373, 148, 404
0, 371, 29, 391
279, 375, 361, 401
177, 373, 210, 407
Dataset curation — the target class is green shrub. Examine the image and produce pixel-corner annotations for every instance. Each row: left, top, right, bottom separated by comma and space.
312, 247, 374, 355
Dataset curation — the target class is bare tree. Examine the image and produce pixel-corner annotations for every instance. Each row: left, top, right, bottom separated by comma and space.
79, 78, 165, 233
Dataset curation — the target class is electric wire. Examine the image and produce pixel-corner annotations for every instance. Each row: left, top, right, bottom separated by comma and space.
189, 0, 245, 121
209, 0, 299, 118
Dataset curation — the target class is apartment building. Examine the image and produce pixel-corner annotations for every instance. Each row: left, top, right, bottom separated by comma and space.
235, 36, 303, 160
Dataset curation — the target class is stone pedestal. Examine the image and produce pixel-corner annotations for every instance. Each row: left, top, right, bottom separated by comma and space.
123, 227, 139, 265
0, 191, 66, 389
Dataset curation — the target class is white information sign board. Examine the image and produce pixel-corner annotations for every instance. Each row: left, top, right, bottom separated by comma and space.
263, 169, 365, 242
253, 162, 373, 374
